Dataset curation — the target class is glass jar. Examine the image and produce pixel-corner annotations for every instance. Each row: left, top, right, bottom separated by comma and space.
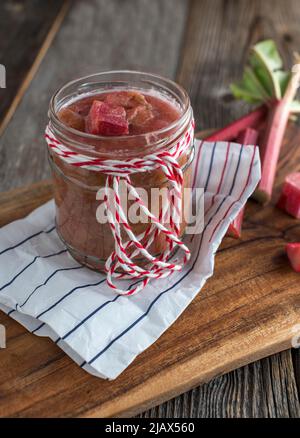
47, 71, 194, 271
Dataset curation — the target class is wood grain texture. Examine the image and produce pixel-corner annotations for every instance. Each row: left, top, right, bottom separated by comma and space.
0, 0, 69, 135
0, 126, 300, 417
292, 349, 300, 403
0, 179, 52, 228
141, 352, 300, 418
0, 0, 189, 191
176, 0, 300, 131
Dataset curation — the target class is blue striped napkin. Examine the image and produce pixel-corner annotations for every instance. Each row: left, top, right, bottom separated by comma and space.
0, 140, 260, 379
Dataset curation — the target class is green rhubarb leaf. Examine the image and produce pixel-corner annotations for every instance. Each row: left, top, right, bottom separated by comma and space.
230, 66, 269, 103
290, 100, 300, 113
276, 70, 291, 96
242, 66, 271, 101
250, 40, 284, 99
230, 83, 262, 104
252, 40, 283, 70
230, 39, 299, 120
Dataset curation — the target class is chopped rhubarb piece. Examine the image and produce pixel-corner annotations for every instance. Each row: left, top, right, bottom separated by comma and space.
286, 243, 300, 272
227, 208, 245, 238
69, 100, 93, 117
58, 108, 85, 131
105, 91, 148, 108
226, 128, 259, 238
277, 172, 300, 219
85, 100, 129, 136
127, 105, 154, 126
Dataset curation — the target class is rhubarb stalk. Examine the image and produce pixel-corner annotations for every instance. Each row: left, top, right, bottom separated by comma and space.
227, 128, 259, 238
231, 40, 300, 204
253, 61, 300, 204
204, 105, 266, 142
277, 172, 300, 219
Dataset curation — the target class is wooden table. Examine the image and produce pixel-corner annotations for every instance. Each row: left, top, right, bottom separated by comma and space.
0, 0, 299, 417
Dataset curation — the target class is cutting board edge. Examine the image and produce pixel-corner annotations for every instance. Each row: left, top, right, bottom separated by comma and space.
83, 334, 294, 417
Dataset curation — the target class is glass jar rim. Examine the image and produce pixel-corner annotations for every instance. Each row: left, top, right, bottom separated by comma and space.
49, 70, 192, 142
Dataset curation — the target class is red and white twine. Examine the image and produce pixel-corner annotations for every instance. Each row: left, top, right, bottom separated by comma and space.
45, 121, 194, 295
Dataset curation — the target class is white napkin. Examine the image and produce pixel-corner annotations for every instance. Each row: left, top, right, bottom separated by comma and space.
0, 140, 260, 379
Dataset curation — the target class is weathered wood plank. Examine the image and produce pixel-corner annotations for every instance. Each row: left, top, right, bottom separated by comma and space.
0, 0, 69, 135
0, 0, 189, 191
292, 348, 300, 402
0, 179, 52, 228
141, 352, 300, 418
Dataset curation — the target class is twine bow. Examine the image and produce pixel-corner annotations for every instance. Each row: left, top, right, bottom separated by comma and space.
45, 121, 194, 295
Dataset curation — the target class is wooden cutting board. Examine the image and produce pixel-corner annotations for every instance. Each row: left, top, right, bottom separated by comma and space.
0, 126, 300, 418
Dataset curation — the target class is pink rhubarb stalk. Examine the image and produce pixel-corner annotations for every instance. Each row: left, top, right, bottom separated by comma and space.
286, 243, 300, 272
253, 64, 300, 204
204, 105, 267, 142
277, 172, 300, 219
227, 128, 259, 238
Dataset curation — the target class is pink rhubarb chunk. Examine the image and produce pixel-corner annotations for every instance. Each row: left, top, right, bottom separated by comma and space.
85, 100, 129, 136
127, 105, 154, 126
105, 91, 148, 108
277, 172, 300, 219
286, 243, 300, 272
227, 128, 259, 238
58, 108, 85, 131
227, 209, 245, 239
